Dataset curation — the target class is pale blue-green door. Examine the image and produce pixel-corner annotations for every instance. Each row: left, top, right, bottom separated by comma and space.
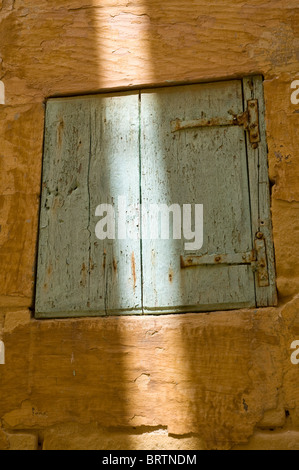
140, 81, 256, 313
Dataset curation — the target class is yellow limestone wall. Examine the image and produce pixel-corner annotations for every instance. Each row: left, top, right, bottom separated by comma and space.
0, 0, 299, 450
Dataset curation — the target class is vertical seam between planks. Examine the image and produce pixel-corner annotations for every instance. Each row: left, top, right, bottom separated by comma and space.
87, 105, 92, 312
242, 78, 257, 305
252, 77, 260, 306
256, 80, 262, 299
139, 91, 144, 315
256, 86, 261, 235
255, 76, 277, 305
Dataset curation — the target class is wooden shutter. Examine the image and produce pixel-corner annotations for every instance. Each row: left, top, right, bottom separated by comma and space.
36, 92, 142, 317
141, 77, 276, 313
35, 76, 276, 318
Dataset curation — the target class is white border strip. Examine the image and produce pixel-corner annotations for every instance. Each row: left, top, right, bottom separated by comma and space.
0, 81, 5, 105
0, 341, 5, 364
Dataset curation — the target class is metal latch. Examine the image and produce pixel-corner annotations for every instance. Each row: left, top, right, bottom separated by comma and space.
171, 100, 260, 149
180, 233, 269, 287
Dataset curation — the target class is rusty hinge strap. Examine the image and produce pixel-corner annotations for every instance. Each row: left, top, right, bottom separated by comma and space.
181, 251, 255, 268
171, 100, 260, 149
181, 235, 269, 287
171, 116, 237, 132
233, 100, 260, 149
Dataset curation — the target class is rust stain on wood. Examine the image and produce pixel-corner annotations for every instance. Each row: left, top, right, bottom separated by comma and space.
80, 263, 87, 287
57, 119, 64, 147
47, 264, 53, 277
113, 258, 117, 274
131, 252, 136, 289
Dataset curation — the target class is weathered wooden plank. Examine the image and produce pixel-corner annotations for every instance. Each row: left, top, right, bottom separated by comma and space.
36, 99, 93, 317
243, 76, 277, 307
36, 93, 142, 317
88, 93, 142, 315
140, 81, 256, 313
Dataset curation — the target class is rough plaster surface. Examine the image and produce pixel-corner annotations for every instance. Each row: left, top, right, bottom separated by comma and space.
0, 0, 299, 450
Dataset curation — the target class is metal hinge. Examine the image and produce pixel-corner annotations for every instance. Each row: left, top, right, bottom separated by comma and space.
171, 99, 260, 149
232, 100, 260, 149
180, 233, 269, 287
253, 232, 270, 287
